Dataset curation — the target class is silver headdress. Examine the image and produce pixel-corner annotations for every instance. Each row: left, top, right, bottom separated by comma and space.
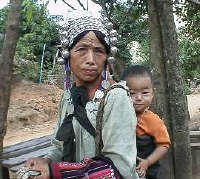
60, 11, 110, 49
56, 10, 118, 90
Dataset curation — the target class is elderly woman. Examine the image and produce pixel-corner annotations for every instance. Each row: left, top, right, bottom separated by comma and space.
24, 11, 139, 179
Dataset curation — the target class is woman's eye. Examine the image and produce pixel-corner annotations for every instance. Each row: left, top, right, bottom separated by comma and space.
95, 48, 105, 54
77, 47, 86, 51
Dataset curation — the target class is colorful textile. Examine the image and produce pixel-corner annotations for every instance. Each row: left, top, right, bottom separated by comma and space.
50, 158, 119, 179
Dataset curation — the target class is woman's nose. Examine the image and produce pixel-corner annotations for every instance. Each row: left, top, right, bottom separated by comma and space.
85, 50, 95, 65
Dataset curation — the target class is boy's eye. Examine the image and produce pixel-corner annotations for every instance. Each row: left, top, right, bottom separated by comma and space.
143, 92, 150, 94
130, 92, 135, 96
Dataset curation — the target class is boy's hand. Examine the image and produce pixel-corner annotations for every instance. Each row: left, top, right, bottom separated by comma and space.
136, 157, 150, 178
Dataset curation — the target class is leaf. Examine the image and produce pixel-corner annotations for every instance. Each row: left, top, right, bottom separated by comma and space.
26, 4, 33, 24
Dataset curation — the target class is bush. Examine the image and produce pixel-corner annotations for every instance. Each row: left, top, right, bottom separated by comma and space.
15, 59, 40, 82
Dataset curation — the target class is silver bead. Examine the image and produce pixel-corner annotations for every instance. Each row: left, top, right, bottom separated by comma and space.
62, 50, 69, 58
57, 57, 65, 65
107, 22, 113, 29
107, 56, 115, 63
111, 46, 118, 55
110, 37, 118, 45
101, 80, 110, 89
104, 17, 109, 21
62, 40, 69, 47
110, 29, 118, 37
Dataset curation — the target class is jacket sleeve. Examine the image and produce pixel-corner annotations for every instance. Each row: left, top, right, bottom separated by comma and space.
101, 84, 139, 179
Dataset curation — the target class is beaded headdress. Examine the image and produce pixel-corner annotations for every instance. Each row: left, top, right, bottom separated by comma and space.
60, 11, 110, 49
56, 10, 118, 90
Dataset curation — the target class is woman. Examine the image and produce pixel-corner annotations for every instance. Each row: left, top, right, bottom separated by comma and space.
24, 11, 139, 179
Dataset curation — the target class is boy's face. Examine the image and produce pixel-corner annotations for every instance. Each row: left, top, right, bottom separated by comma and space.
126, 76, 154, 114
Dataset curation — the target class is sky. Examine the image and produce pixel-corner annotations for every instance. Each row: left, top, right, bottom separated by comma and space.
0, 0, 102, 17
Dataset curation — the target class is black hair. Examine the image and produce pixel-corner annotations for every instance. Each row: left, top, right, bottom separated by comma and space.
69, 30, 110, 54
120, 65, 152, 83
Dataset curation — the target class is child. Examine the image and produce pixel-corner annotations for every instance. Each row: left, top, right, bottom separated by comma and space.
121, 65, 171, 179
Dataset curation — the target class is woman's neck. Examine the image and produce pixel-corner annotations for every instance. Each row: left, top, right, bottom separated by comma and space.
75, 76, 102, 100
86, 78, 102, 100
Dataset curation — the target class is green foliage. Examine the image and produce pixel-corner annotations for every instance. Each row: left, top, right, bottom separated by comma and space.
0, 6, 9, 52
175, 1, 200, 81
15, 60, 40, 82
100, 0, 148, 65
178, 32, 200, 80
0, 0, 63, 82
175, 2, 200, 41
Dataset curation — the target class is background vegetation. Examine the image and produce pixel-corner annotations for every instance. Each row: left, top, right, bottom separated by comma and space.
0, 0, 199, 84
0, 0, 61, 82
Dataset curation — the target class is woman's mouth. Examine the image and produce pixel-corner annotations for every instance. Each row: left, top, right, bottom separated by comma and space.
84, 69, 97, 75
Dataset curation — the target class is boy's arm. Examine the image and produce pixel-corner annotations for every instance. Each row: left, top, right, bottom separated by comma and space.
136, 146, 168, 177
146, 145, 168, 165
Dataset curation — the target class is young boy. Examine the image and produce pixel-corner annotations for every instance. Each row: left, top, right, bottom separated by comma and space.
121, 65, 170, 179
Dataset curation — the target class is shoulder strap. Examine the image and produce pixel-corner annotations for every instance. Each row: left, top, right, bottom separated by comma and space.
95, 84, 129, 155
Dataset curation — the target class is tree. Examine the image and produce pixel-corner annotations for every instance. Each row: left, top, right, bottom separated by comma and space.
0, 0, 21, 178
148, 0, 192, 179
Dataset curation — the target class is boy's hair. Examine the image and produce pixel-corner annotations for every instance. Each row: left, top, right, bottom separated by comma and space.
120, 65, 152, 83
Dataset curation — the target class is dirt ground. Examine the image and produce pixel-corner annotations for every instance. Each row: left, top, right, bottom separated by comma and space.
4, 79, 63, 146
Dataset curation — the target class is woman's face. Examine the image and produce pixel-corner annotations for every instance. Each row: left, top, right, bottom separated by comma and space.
69, 31, 107, 86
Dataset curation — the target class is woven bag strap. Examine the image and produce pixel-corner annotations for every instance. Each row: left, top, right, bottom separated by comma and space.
95, 84, 129, 155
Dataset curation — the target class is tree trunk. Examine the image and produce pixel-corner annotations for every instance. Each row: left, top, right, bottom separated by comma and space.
148, 0, 192, 179
0, 0, 21, 177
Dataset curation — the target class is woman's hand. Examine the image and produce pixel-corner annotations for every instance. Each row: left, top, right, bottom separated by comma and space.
24, 157, 51, 179
136, 157, 150, 178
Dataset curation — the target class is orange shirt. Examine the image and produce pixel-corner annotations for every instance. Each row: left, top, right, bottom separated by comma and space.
136, 110, 170, 148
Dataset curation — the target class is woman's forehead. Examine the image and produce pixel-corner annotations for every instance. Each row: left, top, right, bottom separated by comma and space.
74, 31, 104, 47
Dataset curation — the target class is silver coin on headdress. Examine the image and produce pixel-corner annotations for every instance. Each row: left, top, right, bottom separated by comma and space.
57, 57, 65, 65
62, 50, 69, 58
107, 56, 115, 63
110, 29, 118, 37
101, 80, 110, 89
111, 46, 118, 55
110, 37, 118, 45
